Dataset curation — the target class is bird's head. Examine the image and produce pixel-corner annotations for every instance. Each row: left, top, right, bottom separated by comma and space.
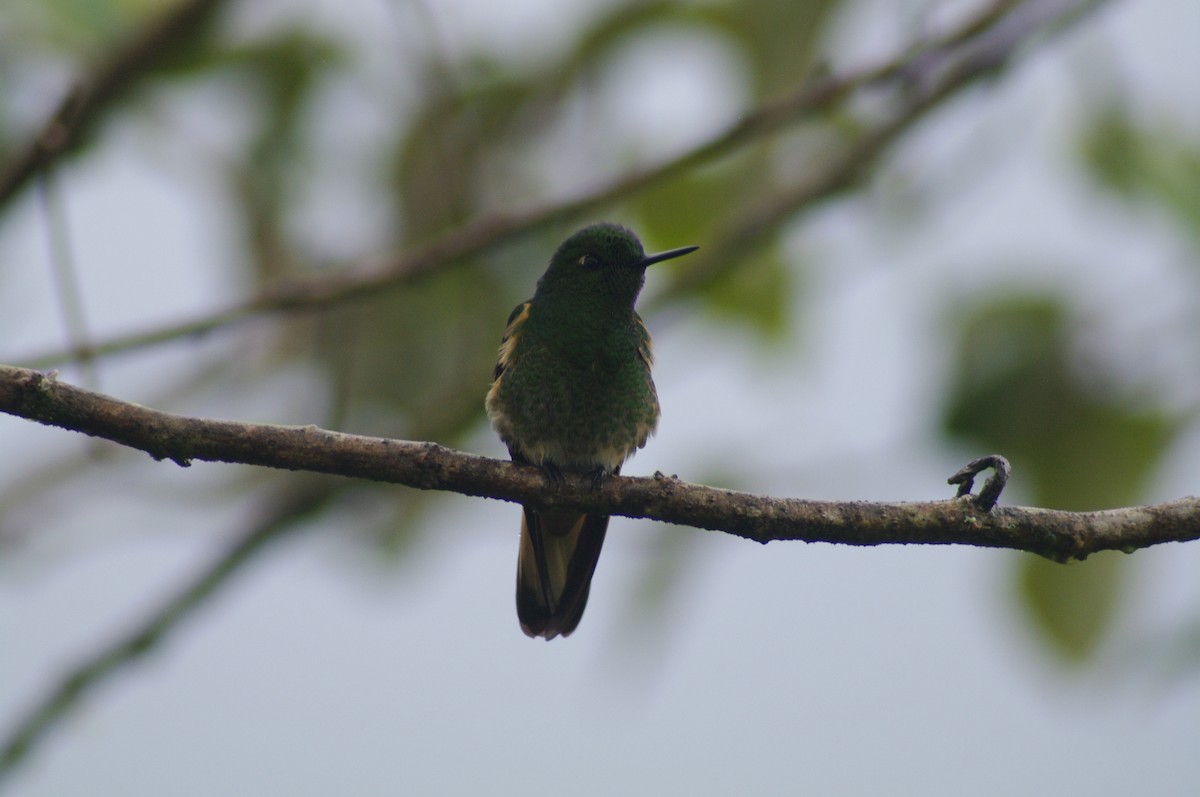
535, 223, 698, 310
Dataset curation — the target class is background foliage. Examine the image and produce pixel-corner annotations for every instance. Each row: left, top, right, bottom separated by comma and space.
2, 0, 1198, 794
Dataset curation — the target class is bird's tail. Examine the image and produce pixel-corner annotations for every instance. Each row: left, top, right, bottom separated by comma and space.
516, 506, 609, 639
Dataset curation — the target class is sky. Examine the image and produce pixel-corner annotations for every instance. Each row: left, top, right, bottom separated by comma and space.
2, 0, 1199, 795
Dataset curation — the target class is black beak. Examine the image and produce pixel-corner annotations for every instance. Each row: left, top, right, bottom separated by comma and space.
640, 245, 699, 268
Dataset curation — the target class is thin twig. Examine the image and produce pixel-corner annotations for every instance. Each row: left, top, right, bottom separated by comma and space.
665, 0, 1112, 293
36, 172, 98, 390
0, 481, 339, 784
0, 0, 231, 212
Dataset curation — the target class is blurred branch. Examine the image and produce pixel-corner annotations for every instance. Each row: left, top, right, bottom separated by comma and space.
0, 0, 230, 213
3, 364, 1195, 560
12, 0, 1109, 368
36, 172, 98, 391
0, 479, 340, 785
701, 0, 1113, 267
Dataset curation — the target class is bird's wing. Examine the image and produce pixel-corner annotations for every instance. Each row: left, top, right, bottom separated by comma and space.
634, 313, 654, 368
493, 301, 531, 383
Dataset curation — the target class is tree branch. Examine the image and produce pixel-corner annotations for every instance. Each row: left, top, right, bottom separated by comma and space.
0, 0, 231, 212
3, 365, 1196, 561
10, 0, 1108, 368
0, 481, 341, 785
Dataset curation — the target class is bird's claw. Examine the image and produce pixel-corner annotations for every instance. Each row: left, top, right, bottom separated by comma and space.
542, 462, 566, 488
585, 467, 608, 492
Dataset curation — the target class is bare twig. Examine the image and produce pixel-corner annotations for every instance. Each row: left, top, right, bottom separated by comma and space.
697, 0, 1114, 272
36, 172, 98, 390
0, 481, 340, 784
9, 0, 1107, 368
3, 365, 1196, 560
949, 455, 1012, 510
0, 0, 231, 212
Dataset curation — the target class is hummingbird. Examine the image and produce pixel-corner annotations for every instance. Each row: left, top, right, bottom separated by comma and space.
486, 223, 698, 639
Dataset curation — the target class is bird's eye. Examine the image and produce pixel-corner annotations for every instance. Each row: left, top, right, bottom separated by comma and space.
579, 254, 603, 270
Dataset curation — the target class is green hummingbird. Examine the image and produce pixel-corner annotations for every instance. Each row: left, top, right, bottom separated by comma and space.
486, 223, 698, 639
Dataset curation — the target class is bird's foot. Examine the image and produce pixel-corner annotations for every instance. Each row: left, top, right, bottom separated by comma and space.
584, 466, 609, 492
541, 462, 566, 488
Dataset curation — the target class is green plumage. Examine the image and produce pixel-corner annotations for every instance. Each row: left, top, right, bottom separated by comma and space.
486, 223, 697, 639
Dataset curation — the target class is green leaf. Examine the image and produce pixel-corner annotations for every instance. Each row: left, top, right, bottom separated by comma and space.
1018, 552, 1126, 662
633, 163, 798, 339
317, 263, 502, 441
942, 293, 1179, 661
634, 164, 753, 251
390, 74, 538, 240
1080, 104, 1200, 248
943, 295, 1175, 510
697, 246, 792, 338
